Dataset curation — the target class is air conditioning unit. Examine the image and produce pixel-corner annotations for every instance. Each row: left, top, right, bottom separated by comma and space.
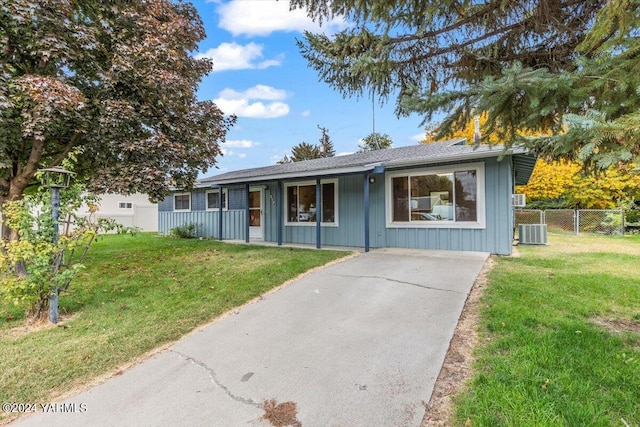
512, 194, 526, 207
518, 224, 548, 245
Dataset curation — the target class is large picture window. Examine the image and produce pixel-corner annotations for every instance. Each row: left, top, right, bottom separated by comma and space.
285, 180, 338, 226
387, 164, 484, 228
206, 189, 228, 211
174, 193, 191, 211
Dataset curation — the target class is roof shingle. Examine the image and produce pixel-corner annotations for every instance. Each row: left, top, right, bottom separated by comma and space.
200, 139, 532, 185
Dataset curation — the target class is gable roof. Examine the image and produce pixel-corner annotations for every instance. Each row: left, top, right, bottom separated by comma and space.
199, 139, 535, 186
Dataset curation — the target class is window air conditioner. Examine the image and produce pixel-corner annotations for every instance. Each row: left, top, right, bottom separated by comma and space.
512, 194, 526, 207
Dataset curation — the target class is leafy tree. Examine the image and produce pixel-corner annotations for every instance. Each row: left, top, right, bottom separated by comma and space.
358, 132, 393, 152
518, 161, 640, 209
278, 125, 335, 162
292, 0, 640, 170
518, 160, 581, 202
0, 0, 235, 224
423, 115, 504, 145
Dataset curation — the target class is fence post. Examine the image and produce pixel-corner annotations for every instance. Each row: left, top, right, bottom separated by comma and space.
541, 210, 545, 224
575, 210, 579, 236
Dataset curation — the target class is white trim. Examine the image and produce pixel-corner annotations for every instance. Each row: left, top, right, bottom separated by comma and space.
173, 192, 191, 212
205, 188, 229, 211
385, 162, 486, 229
284, 179, 339, 227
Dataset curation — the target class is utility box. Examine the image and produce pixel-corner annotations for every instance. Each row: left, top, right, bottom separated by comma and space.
518, 224, 548, 245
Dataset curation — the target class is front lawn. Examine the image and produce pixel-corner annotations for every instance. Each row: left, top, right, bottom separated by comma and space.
0, 234, 348, 422
454, 234, 640, 426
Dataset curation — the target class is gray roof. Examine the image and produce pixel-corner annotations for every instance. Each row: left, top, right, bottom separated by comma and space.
200, 139, 535, 186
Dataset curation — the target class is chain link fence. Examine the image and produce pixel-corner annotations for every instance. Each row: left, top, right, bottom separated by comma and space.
515, 209, 625, 236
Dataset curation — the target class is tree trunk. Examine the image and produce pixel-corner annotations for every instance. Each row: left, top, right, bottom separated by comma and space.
1, 171, 37, 241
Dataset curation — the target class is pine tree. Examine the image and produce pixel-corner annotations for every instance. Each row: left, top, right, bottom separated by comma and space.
279, 126, 336, 162
318, 125, 335, 158
291, 0, 640, 170
290, 142, 321, 162
358, 132, 393, 152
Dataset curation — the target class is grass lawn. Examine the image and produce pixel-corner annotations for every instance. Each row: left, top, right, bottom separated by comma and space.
454, 234, 640, 427
0, 233, 348, 422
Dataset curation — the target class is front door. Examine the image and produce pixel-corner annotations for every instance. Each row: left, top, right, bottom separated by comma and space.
249, 188, 263, 239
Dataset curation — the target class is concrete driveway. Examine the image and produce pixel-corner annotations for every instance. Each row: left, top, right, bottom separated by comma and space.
14, 248, 489, 427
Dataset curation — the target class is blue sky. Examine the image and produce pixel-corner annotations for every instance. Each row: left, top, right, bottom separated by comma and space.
192, 0, 428, 176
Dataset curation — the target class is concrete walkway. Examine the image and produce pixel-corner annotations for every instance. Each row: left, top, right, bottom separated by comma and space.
14, 248, 489, 427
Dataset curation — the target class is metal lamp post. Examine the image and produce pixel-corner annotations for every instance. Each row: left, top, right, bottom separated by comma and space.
41, 167, 74, 324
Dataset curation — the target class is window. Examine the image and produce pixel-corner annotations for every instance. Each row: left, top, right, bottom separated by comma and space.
387, 163, 485, 228
206, 189, 228, 211
118, 202, 133, 209
285, 180, 338, 226
174, 193, 191, 211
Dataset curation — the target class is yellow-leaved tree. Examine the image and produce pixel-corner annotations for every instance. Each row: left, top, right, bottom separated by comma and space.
520, 163, 640, 209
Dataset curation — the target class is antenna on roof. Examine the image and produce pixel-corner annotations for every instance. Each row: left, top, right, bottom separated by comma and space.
372, 88, 380, 150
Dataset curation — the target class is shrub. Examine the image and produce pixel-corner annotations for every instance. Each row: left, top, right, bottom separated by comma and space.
170, 223, 198, 238
625, 208, 640, 224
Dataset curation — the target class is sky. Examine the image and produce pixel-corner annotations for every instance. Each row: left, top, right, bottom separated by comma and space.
192, 0, 429, 177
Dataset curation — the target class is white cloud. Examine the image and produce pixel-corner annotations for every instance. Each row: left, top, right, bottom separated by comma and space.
195, 42, 282, 72
224, 139, 257, 148
270, 154, 286, 163
301, 110, 311, 117
410, 133, 426, 142
238, 153, 247, 159
219, 85, 287, 101
215, 99, 290, 118
220, 148, 234, 156
213, 85, 290, 118
216, 0, 348, 37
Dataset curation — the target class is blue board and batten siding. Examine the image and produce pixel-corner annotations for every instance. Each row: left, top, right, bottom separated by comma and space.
158, 186, 247, 239
158, 156, 516, 254
262, 175, 366, 247
379, 157, 513, 254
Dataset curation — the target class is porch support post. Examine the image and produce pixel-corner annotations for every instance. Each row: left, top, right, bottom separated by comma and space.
364, 173, 370, 252
217, 186, 223, 241
276, 180, 283, 246
245, 183, 250, 243
316, 178, 321, 249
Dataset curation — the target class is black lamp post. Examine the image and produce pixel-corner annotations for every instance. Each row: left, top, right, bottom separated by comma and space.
40, 167, 74, 324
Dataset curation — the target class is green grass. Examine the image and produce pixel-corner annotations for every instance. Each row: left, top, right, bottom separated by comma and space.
454, 234, 640, 427
0, 234, 348, 420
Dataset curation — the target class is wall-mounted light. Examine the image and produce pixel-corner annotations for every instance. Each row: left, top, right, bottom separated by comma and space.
369, 177, 376, 184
